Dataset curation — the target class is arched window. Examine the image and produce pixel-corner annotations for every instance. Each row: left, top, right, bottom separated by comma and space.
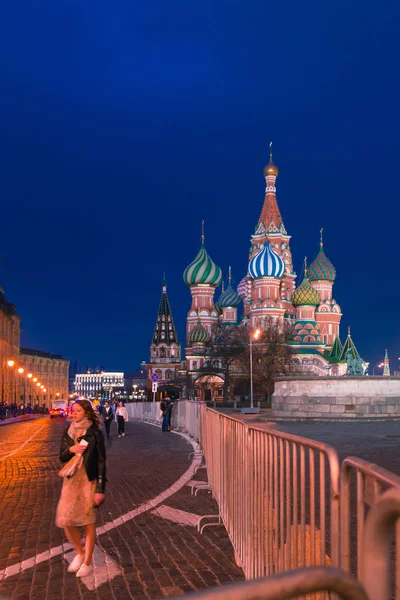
165, 369, 172, 380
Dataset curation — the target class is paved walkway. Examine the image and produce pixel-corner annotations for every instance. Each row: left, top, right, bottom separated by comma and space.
0, 418, 243, 599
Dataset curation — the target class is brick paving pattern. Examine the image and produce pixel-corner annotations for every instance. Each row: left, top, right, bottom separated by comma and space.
0, 418, 243, 599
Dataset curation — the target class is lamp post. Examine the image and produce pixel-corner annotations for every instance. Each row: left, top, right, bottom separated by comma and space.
242, 327, 261, 414
373, 363, 384, 375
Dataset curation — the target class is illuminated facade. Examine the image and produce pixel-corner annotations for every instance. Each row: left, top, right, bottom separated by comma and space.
19, 348, 69, 407
74, 371, 124, 399
0, 288, 21, 404
181, 150, 365, 380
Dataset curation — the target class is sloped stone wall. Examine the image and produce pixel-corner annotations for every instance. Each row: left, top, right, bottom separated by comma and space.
272, 376, 400, 419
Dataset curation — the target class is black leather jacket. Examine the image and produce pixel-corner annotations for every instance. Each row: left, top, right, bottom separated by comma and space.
59, 425, 107, 493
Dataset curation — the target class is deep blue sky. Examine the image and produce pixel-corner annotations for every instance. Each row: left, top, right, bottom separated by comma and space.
0, 0, 399, 373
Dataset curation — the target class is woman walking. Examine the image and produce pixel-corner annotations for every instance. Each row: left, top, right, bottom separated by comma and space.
56, 399, 106, 577
115, 400, 129, 437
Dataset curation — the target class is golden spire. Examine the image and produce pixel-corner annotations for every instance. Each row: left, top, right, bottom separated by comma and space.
201, 220, 205, 244
320, 227, 324, 249
264, 141, 279, 177
304, 256, 308, 277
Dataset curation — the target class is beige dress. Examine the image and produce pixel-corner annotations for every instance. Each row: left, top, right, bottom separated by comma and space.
56, 429, 97, 528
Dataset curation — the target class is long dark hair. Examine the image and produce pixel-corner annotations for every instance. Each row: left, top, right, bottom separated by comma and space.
73, 399, 99, 429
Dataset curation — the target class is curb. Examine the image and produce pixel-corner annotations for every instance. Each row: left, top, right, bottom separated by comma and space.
0, 414, 47, 426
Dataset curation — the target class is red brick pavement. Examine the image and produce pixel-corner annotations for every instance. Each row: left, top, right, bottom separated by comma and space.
0, 418, 243, 599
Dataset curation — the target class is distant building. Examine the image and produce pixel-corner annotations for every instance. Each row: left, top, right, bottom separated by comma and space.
124, 362, 147, 399
147, 280, 181, 396
0, 286, 21, 404
20, 348, 69, 408
74, 371, 124, 400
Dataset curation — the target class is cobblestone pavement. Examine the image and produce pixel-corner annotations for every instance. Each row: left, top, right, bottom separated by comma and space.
0, 418, 243, 600
268, 420, 400, 471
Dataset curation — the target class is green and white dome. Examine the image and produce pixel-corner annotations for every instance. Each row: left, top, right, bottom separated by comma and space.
183, 243, 222, 287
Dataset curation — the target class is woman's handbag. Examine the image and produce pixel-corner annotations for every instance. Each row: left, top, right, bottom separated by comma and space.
58, 439, 88, 478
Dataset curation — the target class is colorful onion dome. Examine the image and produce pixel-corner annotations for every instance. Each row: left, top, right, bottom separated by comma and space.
183, 243, 222, 287
219, 283, 242, 308
189, 321, 211, 345
308, 247, 336, 282
237, 276, 250, 300
263, 150, 279, 177
308, 230, 336, 282
248, 242, 285, 279
292, 274, 321, 307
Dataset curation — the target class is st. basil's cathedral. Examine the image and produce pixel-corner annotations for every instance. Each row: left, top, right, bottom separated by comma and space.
147, 150, 365, 397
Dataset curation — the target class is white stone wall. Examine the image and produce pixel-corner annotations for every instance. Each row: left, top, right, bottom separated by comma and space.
272, 377, 400, 419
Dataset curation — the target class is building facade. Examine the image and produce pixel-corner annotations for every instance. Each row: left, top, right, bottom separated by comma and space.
19, 348, 69, 408
74, 371, 124, 399
0, 287, 21, 404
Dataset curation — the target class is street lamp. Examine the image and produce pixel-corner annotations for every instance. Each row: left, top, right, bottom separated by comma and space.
27, 373, 33, 379
18, 368, 24, 374
373, 363, 384, 375
7, 360, 14, 367
33, 377, 37, 382
250, 328, 261, 410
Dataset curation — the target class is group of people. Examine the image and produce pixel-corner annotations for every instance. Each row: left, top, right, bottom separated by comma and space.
101, 400, 129, 439
0, 401, 48, 419
55, 395, 175, 578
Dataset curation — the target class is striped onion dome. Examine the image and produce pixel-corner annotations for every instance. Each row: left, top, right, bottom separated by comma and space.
248, 242, 285, 279
183, 243, 222, 287
219, 283, 242, 308
292, 275, 321, 307
308, 245, 336, 282
189, 322, 211, 345
237, 276, 250, 302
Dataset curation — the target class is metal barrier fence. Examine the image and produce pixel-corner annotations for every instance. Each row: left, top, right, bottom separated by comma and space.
126, 400, 203, 440
200, 406, 340, 580
340, 456, 400, 587
130, 400, 400, 600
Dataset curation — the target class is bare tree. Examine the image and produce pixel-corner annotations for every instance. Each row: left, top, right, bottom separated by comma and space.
197, 324, 249, 401
242, 318, 293, 402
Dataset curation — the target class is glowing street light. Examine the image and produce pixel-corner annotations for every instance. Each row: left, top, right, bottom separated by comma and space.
40, 385, 44, 389
18, 368, 24, 374
27, 373, 33, 379
33, 378, 37, 382
43, 389, 47, 393
36, 382, 41, 387
7, 360, 14, 367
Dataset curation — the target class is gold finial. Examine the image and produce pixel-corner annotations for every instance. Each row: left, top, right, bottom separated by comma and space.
264, 142, 279, 177
320, 227, 324, 249
201, 220, 205, 244
228, 265, 232, 283
304, 256, 308, 276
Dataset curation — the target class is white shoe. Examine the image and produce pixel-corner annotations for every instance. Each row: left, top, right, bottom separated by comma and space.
122, 433, 125, 437
76, 563, 93, 578
67, 553, 84, 573
118, 435, 121, 438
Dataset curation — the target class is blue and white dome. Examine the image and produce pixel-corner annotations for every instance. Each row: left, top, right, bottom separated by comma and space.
219, 284, 242, 308
248, 242, 285, 279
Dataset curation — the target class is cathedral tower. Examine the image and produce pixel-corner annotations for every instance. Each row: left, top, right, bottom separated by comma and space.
238, 147, 296, 320
183, 223, 222, 371
309, 229, 342, 345
147, 278, 181, 389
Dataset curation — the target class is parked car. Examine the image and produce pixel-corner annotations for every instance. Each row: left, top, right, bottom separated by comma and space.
50, 407, 65, 419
